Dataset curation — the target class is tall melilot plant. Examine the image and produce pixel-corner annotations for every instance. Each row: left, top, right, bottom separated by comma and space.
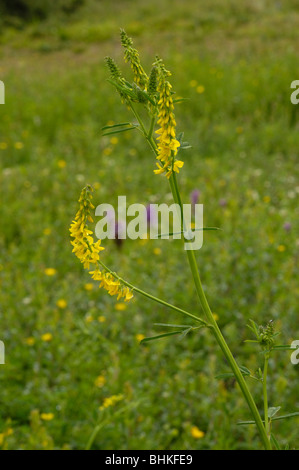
70, 30, 298, 450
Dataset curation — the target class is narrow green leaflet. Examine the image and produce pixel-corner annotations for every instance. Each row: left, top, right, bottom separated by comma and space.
102, 126, 137, 136
173, 97, 189, 104
179, 142, 192, 150
153, 227, 221, 240
140, 330, 187, 344
238, 411, 299, 426
102, 122, 132, 131
215, 365, 251, 380
153, 323, 191, 329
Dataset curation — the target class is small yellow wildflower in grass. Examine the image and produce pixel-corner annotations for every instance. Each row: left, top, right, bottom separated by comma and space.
189, 79, 198, 87
94, 375, 106, 388
136, 334, 145, 343
44, 268, 57, 276
0, 142, 8, 150
93, 182, 101, 190
43, 228, 52, 236
129, 148, 137, 156
41, 333, 53, 342
103, 147, 113, 156
56, 299, 67, 309
115, 302, 127, 311
57, 159, 67, 168
110, 137, 118, 145
98, 315, 106, 323
84, 283, 94, 291
277, 245, 286, 252
25, 337, 35, 346
14, 142, 24, 150
213, 313, 219, 322
99, 394, 123, 411
190, 426, 205, 439
22, 130, 29, 138
196, 85, 205, 94
85, 314, 94, 323
153, 248, 162, 256
41, 413, 54, 421
0, 428, 14, 446
263, 196, 271, 203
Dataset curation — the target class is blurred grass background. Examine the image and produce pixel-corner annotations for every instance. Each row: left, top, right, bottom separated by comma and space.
0, 0, 299, 450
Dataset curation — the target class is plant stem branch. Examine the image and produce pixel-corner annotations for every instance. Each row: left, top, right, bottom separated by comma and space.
263, 353, 271, 444
169, 171, 271, 450
98, 261, 209, 326
126, 105, 271, 450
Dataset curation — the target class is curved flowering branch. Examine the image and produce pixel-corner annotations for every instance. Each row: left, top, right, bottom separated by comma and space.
70, 186, 133, 302
70, 186, 208, 324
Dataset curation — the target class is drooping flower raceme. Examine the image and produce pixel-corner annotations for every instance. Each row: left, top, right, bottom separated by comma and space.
70, 186, 133, 302
69, 186, 104, 269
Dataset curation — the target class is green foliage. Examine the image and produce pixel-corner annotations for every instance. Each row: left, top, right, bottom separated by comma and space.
0, 0, 84, 21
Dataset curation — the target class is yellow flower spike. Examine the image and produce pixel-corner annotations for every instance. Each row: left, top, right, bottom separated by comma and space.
99, 394, 124, 411
70, 186, 133, 303
153, 61, 183, 178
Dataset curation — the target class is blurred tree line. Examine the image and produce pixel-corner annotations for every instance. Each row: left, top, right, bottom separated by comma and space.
0, 0, 84, 20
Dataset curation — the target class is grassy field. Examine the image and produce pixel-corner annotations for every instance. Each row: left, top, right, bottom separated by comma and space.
0, 0, 299, 450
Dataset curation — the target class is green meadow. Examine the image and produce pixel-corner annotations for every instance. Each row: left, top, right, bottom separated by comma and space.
0, 0, 299, 450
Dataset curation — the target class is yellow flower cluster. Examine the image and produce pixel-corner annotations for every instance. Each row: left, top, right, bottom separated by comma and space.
99, 394, 124, 411
70, 186, 104, 270
70, 186, 133, 302
154, 68, 184, 178
90, 268, 133, 302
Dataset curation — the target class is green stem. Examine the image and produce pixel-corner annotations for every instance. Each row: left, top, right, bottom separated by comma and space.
263, 353, 271, 444
170, 172, 271, 450
148, 115, 156, 140
98, 261, 209, 326
126, 106, 271, 450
